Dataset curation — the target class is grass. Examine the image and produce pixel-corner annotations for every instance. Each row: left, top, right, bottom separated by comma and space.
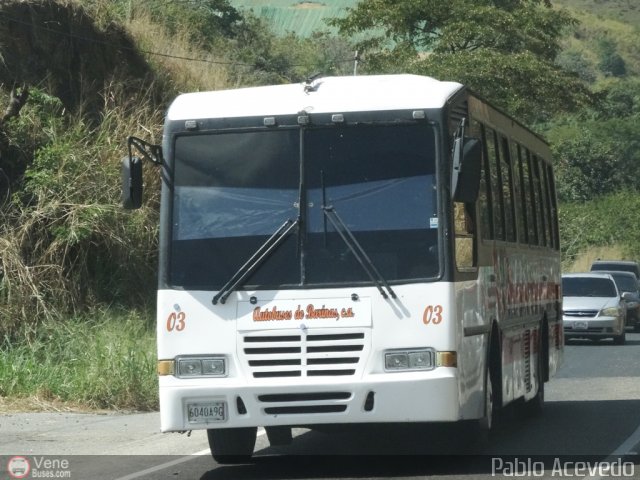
0, 309, 158, 412
564, 245, 627, 273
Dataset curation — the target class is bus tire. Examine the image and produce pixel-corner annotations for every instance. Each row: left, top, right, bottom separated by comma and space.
207, 427, 257, 464
265, 426, 293, 446
479, 367, 496, 439
475, 359, 497, 443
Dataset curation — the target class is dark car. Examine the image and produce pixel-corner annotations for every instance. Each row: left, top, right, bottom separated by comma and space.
591, 260, 640, 283
597, 270, 640, 331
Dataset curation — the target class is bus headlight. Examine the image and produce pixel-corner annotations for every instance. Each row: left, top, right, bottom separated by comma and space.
384, 349, 435, 371
175, 356, 227, 378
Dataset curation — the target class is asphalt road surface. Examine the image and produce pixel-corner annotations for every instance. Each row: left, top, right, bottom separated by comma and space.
2, 332, 640, 479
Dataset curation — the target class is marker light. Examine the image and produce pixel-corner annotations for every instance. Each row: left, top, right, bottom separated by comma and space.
436, 351, 458, 368
157, 360, 175, 376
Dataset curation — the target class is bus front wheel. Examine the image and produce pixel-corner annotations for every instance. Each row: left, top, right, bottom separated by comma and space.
476, 363, 496, 443
207, 427, 257, 464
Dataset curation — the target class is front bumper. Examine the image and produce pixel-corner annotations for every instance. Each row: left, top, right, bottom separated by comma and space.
563, 316, 624, 339
159, 369, 460, 432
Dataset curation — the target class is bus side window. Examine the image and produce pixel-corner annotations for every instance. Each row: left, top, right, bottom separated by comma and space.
540, 160, 553, 249
523, 149, 538, 246
513, 143, 528, 245
454, 201, 476, 270
546, 163, 560, 250
500, 136, 516, 243
532, 156, 548, 246
485, 127, 504, 241
475, 121, 493, 241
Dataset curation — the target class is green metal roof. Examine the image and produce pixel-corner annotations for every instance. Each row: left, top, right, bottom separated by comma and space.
229, 0, 360, 37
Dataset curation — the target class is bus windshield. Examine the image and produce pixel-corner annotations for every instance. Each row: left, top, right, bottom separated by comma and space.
170, 123, 439, 290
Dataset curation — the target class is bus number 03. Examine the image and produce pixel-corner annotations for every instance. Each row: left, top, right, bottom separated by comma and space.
166, 312, 186, 332
423, 305, 443, 325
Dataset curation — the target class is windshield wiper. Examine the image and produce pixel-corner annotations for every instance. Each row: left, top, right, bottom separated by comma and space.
212, 218, 299, 305
322, 205, 396, 300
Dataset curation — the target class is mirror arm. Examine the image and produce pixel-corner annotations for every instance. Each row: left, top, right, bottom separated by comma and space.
128, 136, 163, 166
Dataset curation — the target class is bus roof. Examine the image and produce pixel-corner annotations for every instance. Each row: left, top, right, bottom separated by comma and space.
166, 74, 464, 121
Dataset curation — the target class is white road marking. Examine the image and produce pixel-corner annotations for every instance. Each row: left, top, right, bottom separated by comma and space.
112, 449, 210, 480
113, 428, 267, 480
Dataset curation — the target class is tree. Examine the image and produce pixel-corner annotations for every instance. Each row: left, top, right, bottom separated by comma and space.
330, 0, 592, 123
552, 133, 622, 202
597, 38, 627, 78
556, 49, 597, 84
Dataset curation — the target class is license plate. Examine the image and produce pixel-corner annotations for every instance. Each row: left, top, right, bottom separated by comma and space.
187, 402, 227, 424
573, 321, 588, 330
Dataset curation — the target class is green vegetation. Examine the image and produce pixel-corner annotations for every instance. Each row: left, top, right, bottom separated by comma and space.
560, 191, 640, 270
555, 0, 640, 27
0, 310, 157, 410
0, 0, 639, 410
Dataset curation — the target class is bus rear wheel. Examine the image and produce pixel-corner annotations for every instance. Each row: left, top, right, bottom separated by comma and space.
207, 427, 257, 464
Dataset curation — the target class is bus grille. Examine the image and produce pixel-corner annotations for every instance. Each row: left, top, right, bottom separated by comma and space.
240, 331, 366, 378
257, 392, 351, 415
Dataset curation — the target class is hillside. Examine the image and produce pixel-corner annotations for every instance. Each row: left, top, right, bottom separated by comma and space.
230, 0, 640, 42
554, 0, 640, 25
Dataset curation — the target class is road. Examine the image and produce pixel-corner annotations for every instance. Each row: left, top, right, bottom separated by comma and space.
2, 333, 640, 479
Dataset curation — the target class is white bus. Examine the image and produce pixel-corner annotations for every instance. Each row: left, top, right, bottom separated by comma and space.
122, 74, 563, 462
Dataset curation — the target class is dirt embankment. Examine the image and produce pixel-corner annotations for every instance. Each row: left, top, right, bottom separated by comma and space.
0, 0, 155, 114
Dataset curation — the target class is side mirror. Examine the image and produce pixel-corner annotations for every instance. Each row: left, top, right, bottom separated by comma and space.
451, 137, 482, 203
121, 156, 143, 209
622, 291, 635, 301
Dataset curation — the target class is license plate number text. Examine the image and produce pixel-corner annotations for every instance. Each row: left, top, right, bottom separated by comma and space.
187, 402, 226, 423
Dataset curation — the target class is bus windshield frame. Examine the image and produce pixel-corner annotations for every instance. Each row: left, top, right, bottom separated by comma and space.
168, 121, 441, 291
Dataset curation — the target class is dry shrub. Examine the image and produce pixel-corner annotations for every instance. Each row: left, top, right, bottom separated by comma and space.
566, 245, 627, 273
0, 0, 239, 339
0, 84, 165, 338
126, 10, 232, 93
